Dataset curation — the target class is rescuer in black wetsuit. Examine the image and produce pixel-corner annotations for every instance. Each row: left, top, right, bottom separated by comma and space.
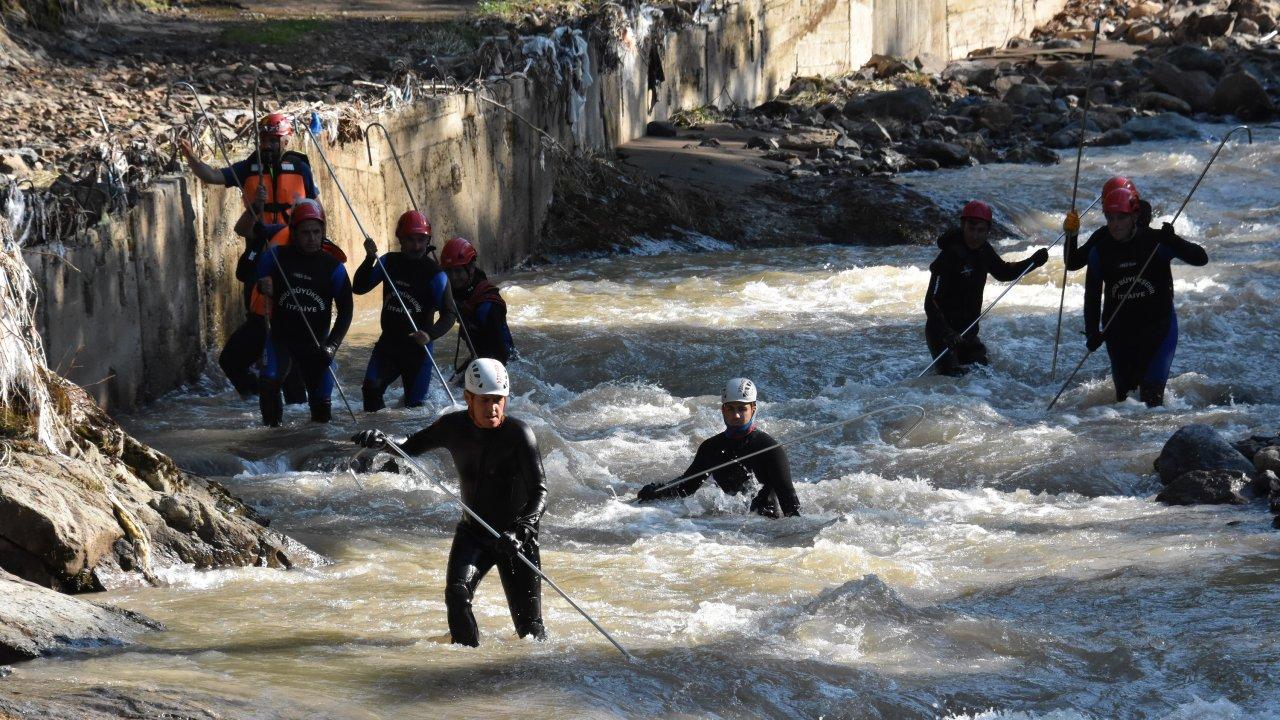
255, 199, 353, 426
353, 210, 456, 412
924, 200, 1049, 377
1082, 186, 1208, 407
636, 378, 801, 518
1063, 176, 1154, 271
353, 359, 547, 646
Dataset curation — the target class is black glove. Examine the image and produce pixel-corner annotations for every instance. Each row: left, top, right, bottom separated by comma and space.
637, 482, 663, 501
1156, 222, 1177, 242
1030, 248, 1049, 268
322, 343, 339, 362
943, 331, 963, 351
494, 530, 523, 558
1086, 329, 1105, 352
352, 429, 388, 449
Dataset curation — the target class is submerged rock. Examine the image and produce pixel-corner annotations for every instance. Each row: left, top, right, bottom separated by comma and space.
0, 569, 159, 664
1154, 424, 1256, 485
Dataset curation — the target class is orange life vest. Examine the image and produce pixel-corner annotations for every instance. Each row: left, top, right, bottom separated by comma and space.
241, 152, 312, 225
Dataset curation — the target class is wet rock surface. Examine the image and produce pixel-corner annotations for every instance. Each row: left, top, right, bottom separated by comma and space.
0, 568, 159, 664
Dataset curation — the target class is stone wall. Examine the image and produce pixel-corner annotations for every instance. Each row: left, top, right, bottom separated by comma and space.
26, 0, 1065, 411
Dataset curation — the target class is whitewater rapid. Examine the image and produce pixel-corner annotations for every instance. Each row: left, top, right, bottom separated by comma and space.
6, 126, 1279, 719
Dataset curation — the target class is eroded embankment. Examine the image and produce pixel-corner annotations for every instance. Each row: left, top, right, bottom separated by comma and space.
2, 0, 1067, 411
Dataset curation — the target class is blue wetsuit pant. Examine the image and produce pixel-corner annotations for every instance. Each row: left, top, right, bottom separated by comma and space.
258, 335, 336, 425
361, 336, 434, 412
1104, 312, 1177, 407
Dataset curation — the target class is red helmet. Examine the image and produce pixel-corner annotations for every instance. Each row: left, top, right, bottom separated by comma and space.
1101, 176, 1139, 201
960, 200, 993, 224
259, 112, 293, 138
1103, 187, 1140, 215
289, 198, 326, 227
440, 237, 477, 268
395, 210, 432, 239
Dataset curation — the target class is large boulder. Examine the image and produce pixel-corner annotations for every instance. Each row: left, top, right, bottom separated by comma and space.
778, 128, 839, 151
1003, 82, 1052, 106
1147, 60, 1217, 111
0, 568, 159, 664
1156, 470, 1247, 506
914, 139, 971, 167
843, 87, 934, 123
1211, 71, 1275, 119
1124, 113, 1202, 141
1154, 424, 1256, 484
1136, 91, 1193, 114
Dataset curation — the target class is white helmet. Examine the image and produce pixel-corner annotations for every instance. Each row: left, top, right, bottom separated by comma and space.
721, 377, 757, 404
465, 358, 510, 397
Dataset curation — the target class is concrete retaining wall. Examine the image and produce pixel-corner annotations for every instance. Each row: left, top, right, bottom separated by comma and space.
27, 0, 1065, 411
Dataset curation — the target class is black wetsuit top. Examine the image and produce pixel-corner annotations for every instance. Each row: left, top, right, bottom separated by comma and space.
257, 243, 353, 348
924, 228, 1039, 339
655, 428, 801, 517
400, 412, 548, 536
1084, 225, 1207, 336
353, 251, 456, 344
453, 270, 514, 365
1065, 200, 1154, 271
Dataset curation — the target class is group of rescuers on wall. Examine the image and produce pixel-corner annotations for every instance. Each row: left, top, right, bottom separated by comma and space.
179, 113, 1207, 648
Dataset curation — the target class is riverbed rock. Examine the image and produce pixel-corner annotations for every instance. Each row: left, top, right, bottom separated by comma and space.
1156, 470, 1248, 505
1252, 446, 1280, 475
0, 568, 159, 664
1148, 60, 1217, 111
842, 87, 934, 122
1123, 112, 1202, 140
1154, 424, 1256, 485
1236, 435, 1280, 462
914, 139, 970, 167
0, 376, 301, 591
1087, 128, 1132, 146
1163, 45, 1227, 77
1003, 82, 1052, 106
1210, 71, 1275, 118
1136, 91, 1193, 114
645, 120, 679, 137
778, 128, 839, 150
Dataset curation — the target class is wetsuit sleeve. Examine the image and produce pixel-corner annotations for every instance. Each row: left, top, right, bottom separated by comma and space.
326, 266, 353, 348
351, 253, 383, 295
1066, 228, 1103, 271
427, 270, 456, 341
986, 245, 1034, 282
476, 301, 512, 364
1156, 229, 1208, 266
398, 415, 453, 456
750, 442, 800, 517
923, 260, 953, 333
220, 159, 250, 189
256, 246, 279, 280
300, 163, 319, 199
656, 439, 715, 498
1083, 247, 1102, 334
511, 422, 548, 533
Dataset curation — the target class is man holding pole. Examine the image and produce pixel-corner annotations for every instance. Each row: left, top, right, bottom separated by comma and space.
352, 359, 547, 646
1082, 187, 1207, 407
924, 201, 1048, 377
256, 199, 354, 426
636, 378, 801, 518
354, 210, 456, 412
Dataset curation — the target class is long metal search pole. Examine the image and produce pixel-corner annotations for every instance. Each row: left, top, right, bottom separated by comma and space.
381, 441, 637, 662
630, 404, 925, 502
1052, 16, 1104, 377
363, 122, 479, 362
1046, 125, 1252, 411
916, 195, 1101, 379
302, 117, 459, 407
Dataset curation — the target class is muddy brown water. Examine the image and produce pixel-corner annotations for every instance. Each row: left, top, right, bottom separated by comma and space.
6, 127, 1280, 719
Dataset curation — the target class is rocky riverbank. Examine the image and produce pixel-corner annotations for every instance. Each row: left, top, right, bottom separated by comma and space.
646, 0, 1277, 182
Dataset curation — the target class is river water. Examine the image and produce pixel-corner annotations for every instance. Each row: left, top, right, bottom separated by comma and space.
9, 128, 1280, 719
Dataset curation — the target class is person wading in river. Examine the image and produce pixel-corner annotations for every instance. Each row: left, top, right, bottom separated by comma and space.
1082, 186, 1207, 407
1063, 176, 1154, 271
352, 359, 547, 646
354, 210, 456, 412
440, 237, 516, 369
924, 200, 1049, 377
255, 199, 353, 426
637, 378, 801, 517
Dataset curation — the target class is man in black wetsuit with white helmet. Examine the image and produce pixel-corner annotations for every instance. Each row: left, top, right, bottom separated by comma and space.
352, 358, 546, 646
636, 378, 801, 518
